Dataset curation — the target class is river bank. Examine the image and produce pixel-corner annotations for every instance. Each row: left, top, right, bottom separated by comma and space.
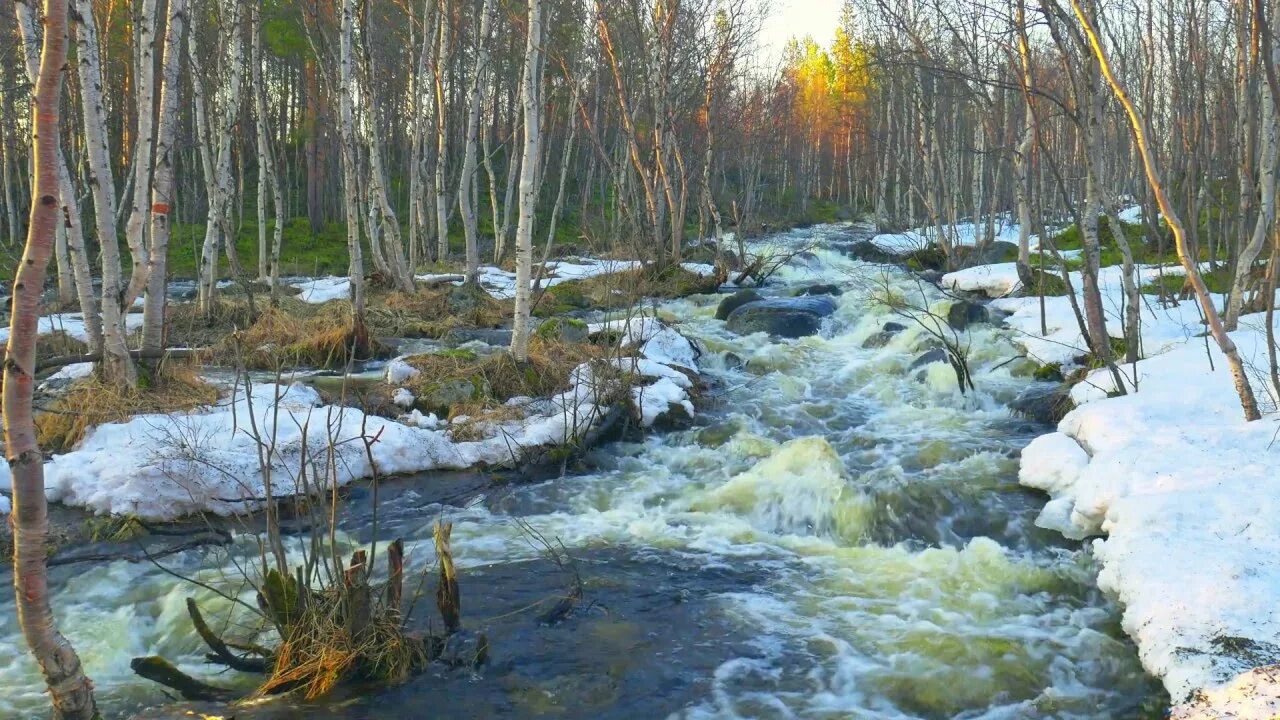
862, 217, 1280, 718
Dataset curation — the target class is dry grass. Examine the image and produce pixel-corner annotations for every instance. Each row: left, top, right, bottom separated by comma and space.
35, 363, 218, 451
535, 264, 723, 316
403, 336, 621, 408
446, 402, 529, 442
380, 284, 509, 337
199, 303, 383, 370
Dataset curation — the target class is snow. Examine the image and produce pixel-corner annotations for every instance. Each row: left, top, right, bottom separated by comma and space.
297, 256, 718, 304
590, 315, 700, 371
870, 218, 1026, 255
1016, 303, 1280, 710
384, 358, 420, 384
941, 262, 1021, 298
291, 276, 351, 304
990, 264, 1195, 366
1117, 204, 1144, 224
0, 312, 145, 344
38, 362, 95, 390
0, 495, 8, 515
391, 387, 415, 409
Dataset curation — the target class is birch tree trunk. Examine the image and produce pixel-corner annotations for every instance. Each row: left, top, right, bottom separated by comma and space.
459, 0, 498, 283
141, 0, 189, 356
511, 0, 544, 362
73, 0, 136, 386
14, 1, 99, 335
434, 3, 454, 262
251, 6, 286, 294
1228, 43, 1279, 330
340, 0, 368, 338
7, 2, 100, 716
121, 0, 158, 310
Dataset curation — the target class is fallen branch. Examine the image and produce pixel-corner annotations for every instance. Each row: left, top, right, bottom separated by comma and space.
34, 347, 205, 372
129, 656, 237, 702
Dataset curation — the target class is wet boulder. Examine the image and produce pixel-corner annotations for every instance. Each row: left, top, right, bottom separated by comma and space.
909, 347, 949, 371
725, 296, 837, 338
845, 240, 900, 264
443, 328, 514, 347
415, 377, 485, 416
1009, 383, 1075, 425
794, 283, 844, 297
863, 321, 908, 349
715, 289, 764, 320
947, 299, 989, 330
536, 317, 589, 343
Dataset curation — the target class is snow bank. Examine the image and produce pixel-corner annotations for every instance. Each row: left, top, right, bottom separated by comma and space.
1019, 314, 1280, 711
0, 312, 145, 344
17, 318, 699, 520
870, 218, 1026, 255
990, 264, 1195, 366
941, 262, 1021, 298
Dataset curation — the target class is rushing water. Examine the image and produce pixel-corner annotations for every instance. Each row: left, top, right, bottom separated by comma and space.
0, 225, 1163, 719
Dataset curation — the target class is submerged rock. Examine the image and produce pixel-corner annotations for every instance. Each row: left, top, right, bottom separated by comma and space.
863, 321, 908, 349
909, 347, 949, 370
715, 289, 764, 320
794, 283, 843, 297
947, 299, 989, 330
725, 296, 838, 338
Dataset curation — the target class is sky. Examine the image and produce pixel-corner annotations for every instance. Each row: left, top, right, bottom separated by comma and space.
757, 0, 845, 65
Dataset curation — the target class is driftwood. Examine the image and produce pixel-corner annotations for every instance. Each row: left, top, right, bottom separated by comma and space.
129, 657, 236, 702
418, 273, 465, 287
188, 598, 270, 673
34, 347, 204, 372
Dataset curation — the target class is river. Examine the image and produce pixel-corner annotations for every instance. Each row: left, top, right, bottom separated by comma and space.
0, 224, 1163, 719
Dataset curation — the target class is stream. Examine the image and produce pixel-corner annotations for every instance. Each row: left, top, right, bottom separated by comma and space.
0, 224, 1164, 719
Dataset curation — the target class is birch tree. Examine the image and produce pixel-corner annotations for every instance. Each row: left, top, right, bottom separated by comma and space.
5, 0, 100, 715
511, 0, 545, 362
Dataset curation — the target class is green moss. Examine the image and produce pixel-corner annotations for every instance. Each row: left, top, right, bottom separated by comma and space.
1140, 266, 1233, 295
1032, 363, 1064, 382
904, 247, 947, 271
437, 348, 479, 362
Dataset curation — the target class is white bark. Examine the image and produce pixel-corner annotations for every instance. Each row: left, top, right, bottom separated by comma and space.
14, 0, 98, 333
510, 0, 544, 362
459, 0, 497, 283
340, 0, 367, 319
121, 0, 158, 311
72, 0, 136, 386
141, 0, 189, 355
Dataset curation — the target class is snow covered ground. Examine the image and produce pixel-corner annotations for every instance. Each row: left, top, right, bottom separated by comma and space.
0, 316, 700, 521
0, 312, 145, 344
293, 258, 718, 304
1021, 313, 1280, 716
983, 264, 1196, 366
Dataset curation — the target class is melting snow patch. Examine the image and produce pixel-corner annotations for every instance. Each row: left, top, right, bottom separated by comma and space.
291, 276, 351, 304
1019, 311, 1280, 711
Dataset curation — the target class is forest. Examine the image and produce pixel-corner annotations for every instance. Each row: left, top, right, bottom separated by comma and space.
4, 0, 1280, 718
